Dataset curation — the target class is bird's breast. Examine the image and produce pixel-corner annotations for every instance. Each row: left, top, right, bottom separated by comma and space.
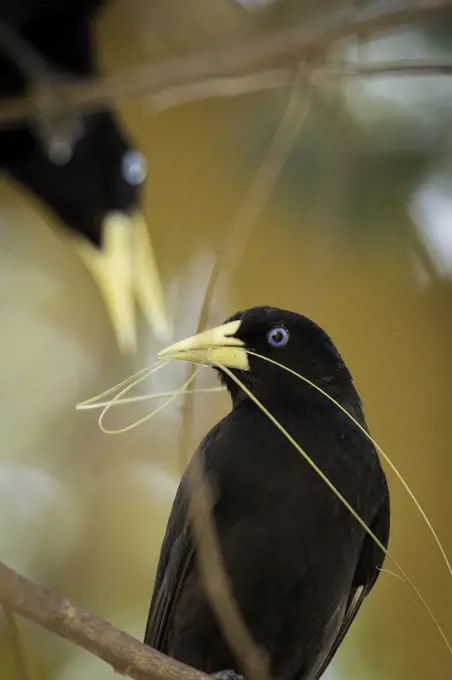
195, 401, 376, 661
207, 398, 378, 526
169, 398, 383, 678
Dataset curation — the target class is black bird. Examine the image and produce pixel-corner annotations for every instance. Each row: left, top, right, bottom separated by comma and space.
144, 306, 390, 680
0, 1, 170, 352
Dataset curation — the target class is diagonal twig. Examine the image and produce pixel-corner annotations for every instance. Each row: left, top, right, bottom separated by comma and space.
146, 59, 452, 113
168, 68, 313, 680
149, 69, 296, 112
178, 67, 313, 469
317, 59, 452, 78
0, 21, 84, 163
0, 22, 49, 82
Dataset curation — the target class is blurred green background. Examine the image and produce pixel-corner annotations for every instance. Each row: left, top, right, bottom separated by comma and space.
0, 1, 451, 679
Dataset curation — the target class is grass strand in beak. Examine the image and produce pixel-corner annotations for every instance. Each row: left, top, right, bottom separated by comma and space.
98, 360, 168, 433
98, 366, 197, 434
77, 386, 225, 410
98, 373, 198, 434
76, 360, 167, 411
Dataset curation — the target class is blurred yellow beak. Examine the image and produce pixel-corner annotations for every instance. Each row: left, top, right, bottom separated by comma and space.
158, 320, 250, 370
75, 212, 172, 353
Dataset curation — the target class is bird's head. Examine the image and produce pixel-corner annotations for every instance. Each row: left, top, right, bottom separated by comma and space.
159, 306, 360, 408
6, 111, 171, 350
7, 111, 145, 246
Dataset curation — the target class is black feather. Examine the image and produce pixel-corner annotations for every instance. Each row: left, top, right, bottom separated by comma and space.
145, 307, 390, 680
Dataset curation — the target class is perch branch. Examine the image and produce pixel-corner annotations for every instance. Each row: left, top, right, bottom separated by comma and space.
1, 0, 452, 126
0, 560, 209, 680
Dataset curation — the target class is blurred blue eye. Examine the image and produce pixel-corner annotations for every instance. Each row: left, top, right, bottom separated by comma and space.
266, 327, 289, 348
122, 150, 147, 186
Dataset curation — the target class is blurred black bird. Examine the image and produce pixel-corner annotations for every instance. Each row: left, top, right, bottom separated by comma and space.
0, 0, 170, 352
145, 306, 390, 680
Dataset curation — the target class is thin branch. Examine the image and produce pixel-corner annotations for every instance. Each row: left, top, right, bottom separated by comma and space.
3, 57, 449, 132
149, 69, 295, 112
0, 22, 87, 164
0, 560, 209, 680
169, 70, 312, 680
0, 22, 49, 81
318, 59, 452, 78
1, 0, 452, 126
198, 69, 312, 328
178, 68, 313, 469
146, 59, 452, 113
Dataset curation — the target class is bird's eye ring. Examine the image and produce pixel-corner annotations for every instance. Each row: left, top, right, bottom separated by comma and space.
266, 326, 289, 348
122, 150, 147, 186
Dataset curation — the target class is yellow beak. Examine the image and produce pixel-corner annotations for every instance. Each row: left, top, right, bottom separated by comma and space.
74, 212, 172, 353
158, 320, 250, 370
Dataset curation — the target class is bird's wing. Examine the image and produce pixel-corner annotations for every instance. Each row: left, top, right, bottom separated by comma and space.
314, 492, 390, 679
144, 426, 223, 652
144, 476, 194, 652
313, 585, 365, 680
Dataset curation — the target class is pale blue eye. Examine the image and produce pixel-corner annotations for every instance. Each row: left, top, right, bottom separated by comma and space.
122, 150, 147, 186
266, 327, 289, 348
